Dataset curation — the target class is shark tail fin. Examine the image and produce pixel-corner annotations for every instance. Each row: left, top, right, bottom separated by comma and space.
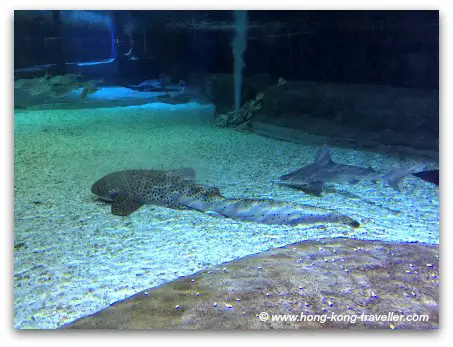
382, 163, 425, 191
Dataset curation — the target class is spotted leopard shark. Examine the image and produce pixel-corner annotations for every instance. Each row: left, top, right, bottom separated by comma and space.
91, 168, 360, 228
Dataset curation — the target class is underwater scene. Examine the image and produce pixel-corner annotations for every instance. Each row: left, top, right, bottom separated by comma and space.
13, 10, 439, 329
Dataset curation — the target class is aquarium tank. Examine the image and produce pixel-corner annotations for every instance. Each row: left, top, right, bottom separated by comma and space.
13, 10, 439, 330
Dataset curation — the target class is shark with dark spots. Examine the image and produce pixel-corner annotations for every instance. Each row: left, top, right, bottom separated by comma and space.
276, 144, 424, 196
91, 168, 360, 228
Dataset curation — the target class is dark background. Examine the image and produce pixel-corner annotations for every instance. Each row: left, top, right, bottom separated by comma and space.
14, 10, 439, 90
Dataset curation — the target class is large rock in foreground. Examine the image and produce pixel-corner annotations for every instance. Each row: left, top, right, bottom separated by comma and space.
65, 238, 439, 329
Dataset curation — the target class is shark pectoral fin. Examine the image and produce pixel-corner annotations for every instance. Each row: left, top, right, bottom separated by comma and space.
387, 181, 401, 192
111, 195, 143, 216
280, 182, 324, 196
308, 181, 324, 196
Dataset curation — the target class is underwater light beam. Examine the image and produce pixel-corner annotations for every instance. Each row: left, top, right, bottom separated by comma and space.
232, 10, 248, 114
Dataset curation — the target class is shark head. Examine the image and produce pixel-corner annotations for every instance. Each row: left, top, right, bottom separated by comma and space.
91, 172, 122, 201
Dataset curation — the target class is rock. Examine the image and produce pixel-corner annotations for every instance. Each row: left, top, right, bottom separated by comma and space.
215, 92, 264, 128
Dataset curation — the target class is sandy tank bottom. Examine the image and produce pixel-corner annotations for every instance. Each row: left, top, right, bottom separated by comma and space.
13, 103, 439, 329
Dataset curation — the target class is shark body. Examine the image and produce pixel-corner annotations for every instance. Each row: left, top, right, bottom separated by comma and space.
91, 168, 360, 228
277, 144, 423, 196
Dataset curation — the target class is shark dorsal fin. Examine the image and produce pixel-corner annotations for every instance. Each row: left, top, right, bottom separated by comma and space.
168, 167, 196, 180
314, 144, 333, 164
176, 167, 196, 181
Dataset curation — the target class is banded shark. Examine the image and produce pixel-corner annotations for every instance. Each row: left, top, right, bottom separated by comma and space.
277, 144, 424, 196
91, 168, 360, 228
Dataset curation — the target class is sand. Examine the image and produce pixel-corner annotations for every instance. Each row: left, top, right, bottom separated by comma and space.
13, 101, 439, 329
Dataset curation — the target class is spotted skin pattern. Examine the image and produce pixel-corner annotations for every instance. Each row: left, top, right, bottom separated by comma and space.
91, 169, 359, 228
